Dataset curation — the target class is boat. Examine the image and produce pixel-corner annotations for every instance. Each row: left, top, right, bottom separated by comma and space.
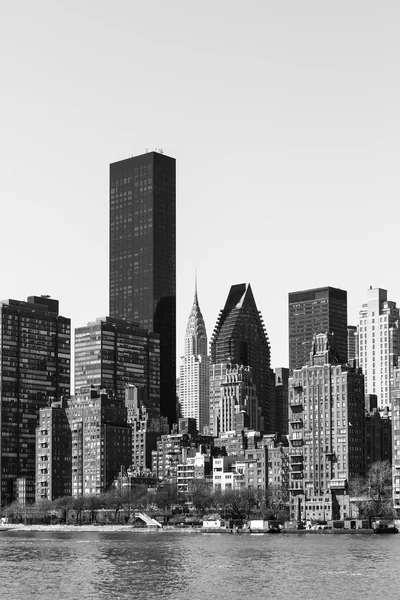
372, 520, 398, 534
266, 525, 281, 534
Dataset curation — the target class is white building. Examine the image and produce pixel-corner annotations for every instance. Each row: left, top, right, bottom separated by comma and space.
179, 285, 210, 432
356, 287, 400, 408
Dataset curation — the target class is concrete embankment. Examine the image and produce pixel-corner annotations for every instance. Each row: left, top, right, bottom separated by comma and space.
2, 524, 380, 534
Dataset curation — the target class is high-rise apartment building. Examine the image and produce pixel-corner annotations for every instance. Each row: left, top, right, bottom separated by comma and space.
36, 398, 71, 501
0, 296, 70, 505
109, 150, 176, 425
68, 387, 132, 497
288, 287, 348, 370
288, 333, 365, 520
36, 388, 133, 499
210, 283, 273, 432
356, 287, 400, 408
75, 316, 160, 418
179, 286, 210, 432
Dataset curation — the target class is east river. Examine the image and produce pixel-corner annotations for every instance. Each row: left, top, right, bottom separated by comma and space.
1, 530, 400, 600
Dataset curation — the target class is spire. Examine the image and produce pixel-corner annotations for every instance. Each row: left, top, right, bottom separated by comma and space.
184, 276, 208, 357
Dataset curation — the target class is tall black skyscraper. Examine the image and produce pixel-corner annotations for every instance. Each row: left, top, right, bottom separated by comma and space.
110, 151, 176, 425
210, 283, 274, 432
288, 286, 347, 370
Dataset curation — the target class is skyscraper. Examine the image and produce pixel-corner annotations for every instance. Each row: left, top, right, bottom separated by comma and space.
109, 150, 176, 425
179, 285, 210, 432
356, 287, 400, 408
0, 296, 70, 505
75, 316, 160, 418
288, 286, 348, 370
210, 283, 272, 432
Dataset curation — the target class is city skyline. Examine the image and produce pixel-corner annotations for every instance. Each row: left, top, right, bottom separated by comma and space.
1, 2, 400, 372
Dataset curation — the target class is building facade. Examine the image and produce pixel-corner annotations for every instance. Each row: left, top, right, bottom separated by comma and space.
275, 367, 289, 435
356, 287, 400, 408
288, 333, 365, 521
179, 286, 210, 432
75, 316, 160, 417
109, 151, 176, 425
151, 418, 213, 483
124, 385, 169, 471
0, 296, 70, 506
347, 325, 357, 363
212, 447, 268, 491
288, 286, 348, 371
36, 388, 132, 499
219, 364, 259, 433
36, 399, 71, 501
392, 367, 400, 516
210, 283, 273, 432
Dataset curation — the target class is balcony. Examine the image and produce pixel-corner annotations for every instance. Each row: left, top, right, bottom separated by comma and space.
290, 438, 303, 447
289, 481, 304, 493
292, 381, 303, 390
290, 454, 303, 464
291, 464, 304, 473
289, 399, 303, 411
324, 450, 335, 460
290, 418, 303, 428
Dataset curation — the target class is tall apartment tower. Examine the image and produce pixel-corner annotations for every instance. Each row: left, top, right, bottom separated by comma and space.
75, 316, 160, 418
289, 286, 348, 370
288, 333, 365, 520
0, 296, 70, 505
356, 287, 400, 408
109, 151, 176, 425
210, 283, 273, 432
36, 399, 71, 501
179, 285, 210, 433
67, 387, 132, 497
37, 387, 132, 498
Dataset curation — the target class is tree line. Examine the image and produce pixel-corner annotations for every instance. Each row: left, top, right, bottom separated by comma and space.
1, 461, 393, 525
0, 483, 289, 526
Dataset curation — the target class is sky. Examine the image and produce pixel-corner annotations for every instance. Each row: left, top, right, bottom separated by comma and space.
1, 1, 399, 373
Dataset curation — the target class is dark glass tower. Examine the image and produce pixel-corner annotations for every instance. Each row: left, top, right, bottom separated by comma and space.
110, 151, 176, 426
288, 286, 347, 370
210, 283, 273, 432
0, 296, 70, 505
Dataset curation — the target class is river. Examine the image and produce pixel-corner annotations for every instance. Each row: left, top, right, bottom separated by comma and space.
0, 530, 399, 600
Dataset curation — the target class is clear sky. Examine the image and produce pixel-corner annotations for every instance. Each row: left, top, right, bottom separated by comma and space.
1, 1, 399, 373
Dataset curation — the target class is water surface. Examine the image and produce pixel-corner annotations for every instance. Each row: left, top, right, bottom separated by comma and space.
0, 530, 398, 599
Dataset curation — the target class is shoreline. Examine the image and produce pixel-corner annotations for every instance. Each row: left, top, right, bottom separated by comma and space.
0, 524, 384, 535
